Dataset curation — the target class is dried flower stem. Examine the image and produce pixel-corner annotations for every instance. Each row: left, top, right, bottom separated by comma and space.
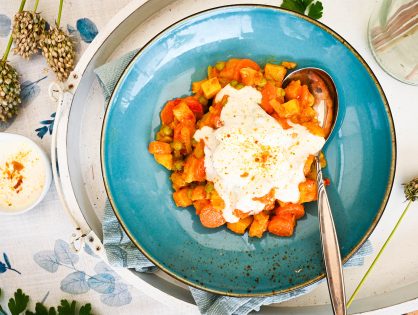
56, 0, 64, 27
347, 199, 413, 308
1, 0, 26, 62
18, 0, 27, 12
33, 0, 40, 12
2, 35, 13, 63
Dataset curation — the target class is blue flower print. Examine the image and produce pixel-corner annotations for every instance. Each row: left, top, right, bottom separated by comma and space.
33, 239, 132, 307
0, 253, 21, 274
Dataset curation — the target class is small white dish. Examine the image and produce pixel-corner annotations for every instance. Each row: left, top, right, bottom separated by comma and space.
0, 132, 52, 215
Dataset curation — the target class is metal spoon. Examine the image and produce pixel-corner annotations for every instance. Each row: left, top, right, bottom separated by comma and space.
283, 68, 345, 315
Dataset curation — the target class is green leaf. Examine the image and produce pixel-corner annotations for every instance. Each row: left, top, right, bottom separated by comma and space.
0, 289, 6, 315
25, 303, 55, 315
8, 289, 29, 315
35, 303, 49, 315
280, 0, 306, 14
78, 304, 91, 315
308, 2, 324, 19
301, 0, 314, 8
280, 0, 323, 20
57, 300, 76, 315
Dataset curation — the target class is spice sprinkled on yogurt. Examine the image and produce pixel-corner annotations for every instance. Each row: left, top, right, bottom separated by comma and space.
0, 139, 47, 213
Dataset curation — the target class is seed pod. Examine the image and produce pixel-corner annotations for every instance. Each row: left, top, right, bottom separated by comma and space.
12, 11, 47, 59
404, 177, 418, 202
40, 27, 75, 82
0, 62, 21, 122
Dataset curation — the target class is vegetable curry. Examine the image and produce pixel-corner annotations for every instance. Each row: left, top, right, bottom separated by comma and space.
148, 58, 327, 238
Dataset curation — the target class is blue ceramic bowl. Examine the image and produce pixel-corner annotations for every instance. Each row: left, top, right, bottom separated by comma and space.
101, 5, 396, 296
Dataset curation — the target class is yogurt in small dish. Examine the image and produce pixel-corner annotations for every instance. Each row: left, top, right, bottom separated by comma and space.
0, 133, 51, 214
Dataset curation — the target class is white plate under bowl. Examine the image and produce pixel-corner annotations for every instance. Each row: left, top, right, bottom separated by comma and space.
52, 0, 418, 314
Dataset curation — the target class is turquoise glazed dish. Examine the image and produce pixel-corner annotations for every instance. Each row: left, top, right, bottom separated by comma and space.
101, 5, 396, 296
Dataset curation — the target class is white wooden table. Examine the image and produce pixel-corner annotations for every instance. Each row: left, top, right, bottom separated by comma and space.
0, 0, 417, 314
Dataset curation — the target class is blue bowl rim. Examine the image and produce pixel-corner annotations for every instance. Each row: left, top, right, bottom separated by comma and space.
100, 4, 397, 297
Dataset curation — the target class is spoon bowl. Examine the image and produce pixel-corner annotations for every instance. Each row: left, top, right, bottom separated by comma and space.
283, 67, 338, 139
283, 68, 345, 315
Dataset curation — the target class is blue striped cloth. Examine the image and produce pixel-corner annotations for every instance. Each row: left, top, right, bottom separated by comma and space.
95, 52, 373, 315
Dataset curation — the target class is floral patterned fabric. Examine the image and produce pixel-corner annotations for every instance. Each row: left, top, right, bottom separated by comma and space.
0, 1, 189, 314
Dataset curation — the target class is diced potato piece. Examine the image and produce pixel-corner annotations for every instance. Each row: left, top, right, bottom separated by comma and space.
172, 101, 195, 123
183, 156, 205, 183
281, 61, 297, 69
284, 80, 302, 100
173, 188, 192, 207
201, 77, 222, 99
299, 179, 318, 203
269, 98, 282, 115
207, 65, 219, 79
148, 141, 172, 154
154, 153, 172, 170
170, 172, 186, 190
300, 85, 315, 107
299, 106, 317, 122
282, 99, 300, 117
239, 67, 264, 86
227, 216, 254, 234
303, 122, 325, 137
248, 212, 269, 238
233, 209, 250, 219
304, 155, 315, 176
191, 185, 206, 201
193, 140, 205, 159
210, 189, 225, 211
319, 152, 327, 168
192, 80, 205, 94
264, 64, 287, 84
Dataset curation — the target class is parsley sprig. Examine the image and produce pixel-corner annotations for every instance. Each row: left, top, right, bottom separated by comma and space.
280, 0, 324, 19
0, 288, 92, 315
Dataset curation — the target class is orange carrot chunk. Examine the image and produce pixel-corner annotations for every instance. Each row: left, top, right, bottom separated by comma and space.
260, 82, 276, 114
200, 205, 226, 228
268, 213, 296, 237
275, 203, 305, 220
160, 99, 179, 125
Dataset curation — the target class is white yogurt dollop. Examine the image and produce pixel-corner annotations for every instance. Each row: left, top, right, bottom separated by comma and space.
0, 139, 47, 213
194, 85, 325, 223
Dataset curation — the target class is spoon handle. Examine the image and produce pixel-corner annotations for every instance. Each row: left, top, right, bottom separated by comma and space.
316, 156, 347, 315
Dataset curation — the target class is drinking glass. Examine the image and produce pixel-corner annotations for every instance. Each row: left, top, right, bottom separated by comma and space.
368, 0, 418, 85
